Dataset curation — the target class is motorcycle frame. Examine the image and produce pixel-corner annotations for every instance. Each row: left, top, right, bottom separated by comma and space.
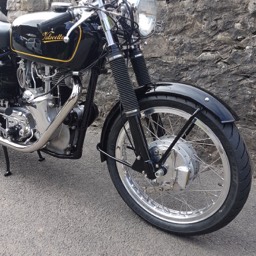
41, 59, 105, 160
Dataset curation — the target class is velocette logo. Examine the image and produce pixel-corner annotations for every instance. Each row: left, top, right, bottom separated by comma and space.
42, 31, 65, 43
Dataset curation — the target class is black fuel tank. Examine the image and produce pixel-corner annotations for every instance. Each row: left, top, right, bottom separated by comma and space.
11, 12, 101, 69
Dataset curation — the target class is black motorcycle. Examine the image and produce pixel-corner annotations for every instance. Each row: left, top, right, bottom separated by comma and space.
0, 0, 252, 235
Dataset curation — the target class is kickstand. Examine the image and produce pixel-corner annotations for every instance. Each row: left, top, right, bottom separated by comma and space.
37, 150, 45, 162
2, 146, 12, 177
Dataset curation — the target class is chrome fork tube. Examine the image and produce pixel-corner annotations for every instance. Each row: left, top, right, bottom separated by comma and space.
97, 0, 115, 46
0, 76, 81, 153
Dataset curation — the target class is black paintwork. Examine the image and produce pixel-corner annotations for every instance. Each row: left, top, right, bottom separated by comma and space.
11, 11, 103, 69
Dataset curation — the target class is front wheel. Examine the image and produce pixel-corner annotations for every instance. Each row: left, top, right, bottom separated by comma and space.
106, 95, 251, 235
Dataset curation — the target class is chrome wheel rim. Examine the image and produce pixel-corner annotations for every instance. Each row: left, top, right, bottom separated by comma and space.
115, 107, 231, 224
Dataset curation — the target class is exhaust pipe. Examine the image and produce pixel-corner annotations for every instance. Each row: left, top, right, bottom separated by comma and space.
0, 79, 81, 153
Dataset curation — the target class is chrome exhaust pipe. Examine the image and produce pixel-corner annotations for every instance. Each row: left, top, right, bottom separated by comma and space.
0, 80, 81, 153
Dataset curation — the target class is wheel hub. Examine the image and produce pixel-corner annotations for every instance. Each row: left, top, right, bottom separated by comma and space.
148, 136, 199, 191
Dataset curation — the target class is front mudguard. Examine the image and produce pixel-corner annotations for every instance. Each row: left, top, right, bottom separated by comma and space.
152, 82, 238, 122
99, 82, 238, 162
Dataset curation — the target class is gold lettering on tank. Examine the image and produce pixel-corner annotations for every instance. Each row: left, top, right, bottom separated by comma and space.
42, 31, 65, 43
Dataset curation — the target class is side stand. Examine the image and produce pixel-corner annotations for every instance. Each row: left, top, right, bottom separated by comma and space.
2, 146, 12, 177
2, 149, 45, 177
37, 151, 45, 162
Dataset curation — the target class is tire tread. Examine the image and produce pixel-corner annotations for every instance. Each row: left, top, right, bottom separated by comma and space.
106, 95, 252, 236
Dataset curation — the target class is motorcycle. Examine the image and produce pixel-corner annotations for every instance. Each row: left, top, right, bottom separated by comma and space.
0, 0, 252, 235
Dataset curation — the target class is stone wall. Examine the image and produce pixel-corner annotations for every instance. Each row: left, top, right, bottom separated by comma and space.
6, 0, 77, 21
5, 0, 256, 163
145, 0, 256, 162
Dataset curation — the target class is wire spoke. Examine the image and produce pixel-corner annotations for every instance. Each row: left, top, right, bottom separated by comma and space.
194, 155, 224, 180
115, 105, 231, 224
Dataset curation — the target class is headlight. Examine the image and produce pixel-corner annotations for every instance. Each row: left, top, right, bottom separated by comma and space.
128, 0, 157, 37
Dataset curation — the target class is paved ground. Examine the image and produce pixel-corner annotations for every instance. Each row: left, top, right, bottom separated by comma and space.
0, 127, 255, 256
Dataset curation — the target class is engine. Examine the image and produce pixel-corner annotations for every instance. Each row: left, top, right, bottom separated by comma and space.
0, 57, 92, 156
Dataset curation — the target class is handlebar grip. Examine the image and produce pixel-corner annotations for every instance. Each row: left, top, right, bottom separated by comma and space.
37, 11, 73, 33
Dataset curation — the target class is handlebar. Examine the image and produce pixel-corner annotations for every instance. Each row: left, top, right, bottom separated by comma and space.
37, 11, 73, 33
37, 1, 111, 44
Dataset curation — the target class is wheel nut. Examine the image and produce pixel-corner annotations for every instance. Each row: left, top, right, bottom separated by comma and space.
155, 169, 165, 177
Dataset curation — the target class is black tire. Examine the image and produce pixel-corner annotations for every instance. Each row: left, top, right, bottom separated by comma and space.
106, 95, 252, 235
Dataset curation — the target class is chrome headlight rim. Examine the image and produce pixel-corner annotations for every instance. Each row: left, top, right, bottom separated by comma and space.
128, 0, 157, 38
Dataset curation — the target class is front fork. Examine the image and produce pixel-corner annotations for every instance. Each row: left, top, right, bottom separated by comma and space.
97, 1, 156, 179
108, 45, 156, 179
98, 5, 199, 179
